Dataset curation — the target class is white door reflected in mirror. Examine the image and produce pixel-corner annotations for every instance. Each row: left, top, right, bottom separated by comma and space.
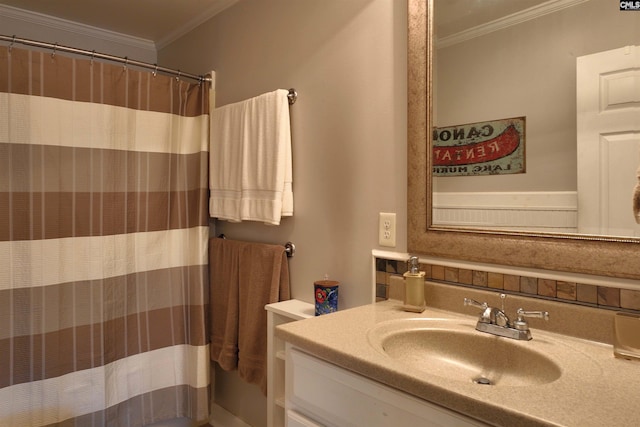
577, 45, 640, 238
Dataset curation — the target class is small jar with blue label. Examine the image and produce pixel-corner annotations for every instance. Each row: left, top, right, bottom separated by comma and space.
314, 279, 339, 315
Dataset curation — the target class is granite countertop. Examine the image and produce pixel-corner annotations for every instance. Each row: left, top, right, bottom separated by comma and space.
276, 299, 640, 427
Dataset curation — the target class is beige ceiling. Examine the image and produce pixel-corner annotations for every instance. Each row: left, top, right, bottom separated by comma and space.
0, 0, 238, 45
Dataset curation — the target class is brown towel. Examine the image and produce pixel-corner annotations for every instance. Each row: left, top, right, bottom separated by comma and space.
209, 237, 291, 394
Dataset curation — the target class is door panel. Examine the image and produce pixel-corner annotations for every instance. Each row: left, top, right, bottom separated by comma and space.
577, 46, 640, 236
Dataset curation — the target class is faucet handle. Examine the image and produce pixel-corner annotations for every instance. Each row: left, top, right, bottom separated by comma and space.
464, 298, 488, 310
516, 308, 550, 321
513, 308, 549, 331
464, 298, 494, 324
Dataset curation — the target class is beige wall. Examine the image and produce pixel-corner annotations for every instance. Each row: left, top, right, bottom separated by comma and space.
159, 0, 408, 425
158, 0, 406, 307
160, 0, 408, 309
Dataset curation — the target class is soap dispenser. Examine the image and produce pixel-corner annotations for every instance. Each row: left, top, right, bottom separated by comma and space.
403, 256, 426, 313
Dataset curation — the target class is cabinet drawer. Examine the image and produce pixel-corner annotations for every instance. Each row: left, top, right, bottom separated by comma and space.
286, 347, 488, 427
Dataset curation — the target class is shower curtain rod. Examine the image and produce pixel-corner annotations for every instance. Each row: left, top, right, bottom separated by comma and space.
0, 34, 211, 84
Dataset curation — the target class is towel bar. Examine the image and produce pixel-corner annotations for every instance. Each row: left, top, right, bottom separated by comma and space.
218, 234, 295, 258
287, 88, 297, 105
284, 241, 296, 257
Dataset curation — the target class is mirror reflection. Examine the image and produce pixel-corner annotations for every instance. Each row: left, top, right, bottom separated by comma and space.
432, 0, 640, 238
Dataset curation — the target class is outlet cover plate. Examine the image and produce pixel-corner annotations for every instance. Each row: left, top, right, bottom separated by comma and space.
378, 212, 396, 247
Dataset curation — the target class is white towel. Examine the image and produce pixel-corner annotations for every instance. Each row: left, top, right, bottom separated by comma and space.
209, 89, 293, 225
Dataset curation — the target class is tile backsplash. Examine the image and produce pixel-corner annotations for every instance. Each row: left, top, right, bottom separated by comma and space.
375, 257, 640, 313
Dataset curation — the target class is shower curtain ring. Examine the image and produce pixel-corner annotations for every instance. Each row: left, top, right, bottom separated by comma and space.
9, 35, 15, 53
51, 43, 58, 58
123, 57, 128, 70
176, 71, 181, 81
153, 64, 158, 77
90, 50, 95, 65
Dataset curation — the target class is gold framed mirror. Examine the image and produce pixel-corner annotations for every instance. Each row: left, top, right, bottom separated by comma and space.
407, 0, 640, 280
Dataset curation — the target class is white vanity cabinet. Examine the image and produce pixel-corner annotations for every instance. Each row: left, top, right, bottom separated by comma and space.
285, 346, 489, 427
266, 300, 315, 427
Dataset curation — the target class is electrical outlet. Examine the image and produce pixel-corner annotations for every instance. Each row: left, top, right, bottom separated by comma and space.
378, 212, 396, 247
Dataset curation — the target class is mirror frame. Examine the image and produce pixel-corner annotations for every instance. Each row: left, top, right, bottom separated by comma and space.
407, 0, 640, 280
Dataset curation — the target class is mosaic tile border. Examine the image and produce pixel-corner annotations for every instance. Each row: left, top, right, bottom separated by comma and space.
375, 257, 640, 313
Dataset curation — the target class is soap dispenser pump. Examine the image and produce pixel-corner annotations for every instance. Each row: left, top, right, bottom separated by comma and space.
403, 256, 426, 313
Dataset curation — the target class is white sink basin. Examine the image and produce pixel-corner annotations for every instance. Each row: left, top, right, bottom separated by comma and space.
367, 318, 566, 387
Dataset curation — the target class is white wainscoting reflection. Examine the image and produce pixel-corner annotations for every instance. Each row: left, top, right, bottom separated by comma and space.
432, 191, 578, 233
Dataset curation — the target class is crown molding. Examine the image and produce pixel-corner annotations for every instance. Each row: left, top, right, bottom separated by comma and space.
437, 0, 589, 49
156, 0, 240, 49
0, 3, 156, 53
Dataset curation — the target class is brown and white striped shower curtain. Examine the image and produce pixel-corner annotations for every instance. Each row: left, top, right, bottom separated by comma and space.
0, 47, 210, 426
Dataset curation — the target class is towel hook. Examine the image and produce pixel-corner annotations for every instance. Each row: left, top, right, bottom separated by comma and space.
287, 88, 297, 105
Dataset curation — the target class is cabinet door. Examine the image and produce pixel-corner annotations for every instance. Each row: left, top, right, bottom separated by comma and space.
286, 347, 489, 427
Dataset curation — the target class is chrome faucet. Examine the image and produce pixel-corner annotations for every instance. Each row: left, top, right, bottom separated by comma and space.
463, 294, 549, 341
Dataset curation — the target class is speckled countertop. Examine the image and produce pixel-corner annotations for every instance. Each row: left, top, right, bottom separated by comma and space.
276, 298, 640, 427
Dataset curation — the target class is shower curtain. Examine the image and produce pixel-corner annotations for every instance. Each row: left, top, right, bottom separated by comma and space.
0, 46, 210, 426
